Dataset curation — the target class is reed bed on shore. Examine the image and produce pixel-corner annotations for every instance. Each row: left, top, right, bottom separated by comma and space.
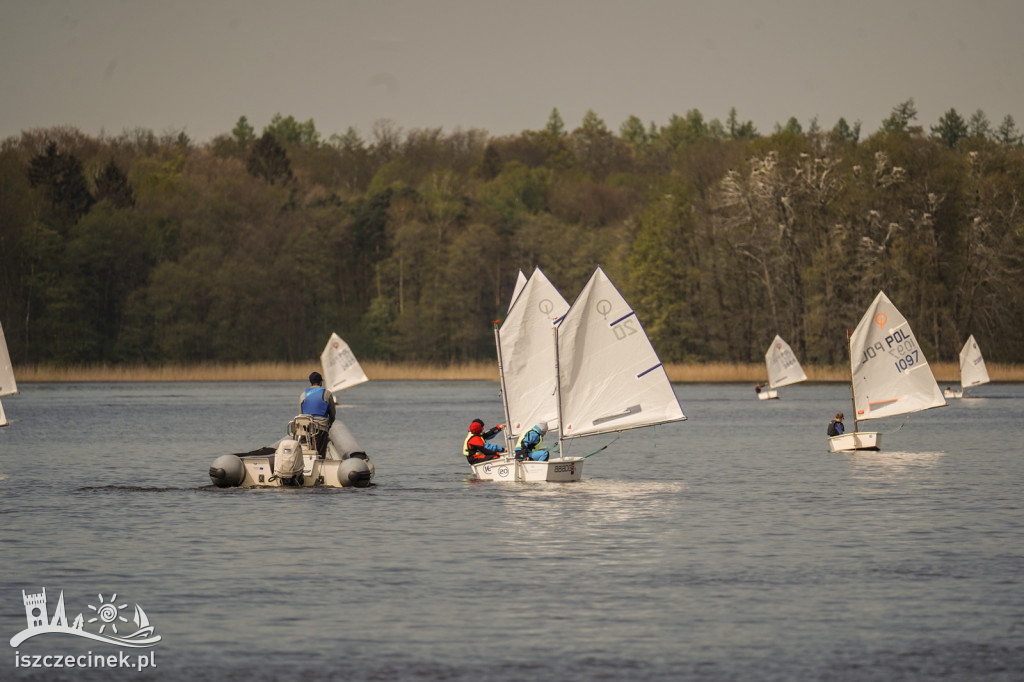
14, 360, 1024, 383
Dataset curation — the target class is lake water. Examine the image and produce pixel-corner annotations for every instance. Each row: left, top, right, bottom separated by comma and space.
1, 380, 1022, 681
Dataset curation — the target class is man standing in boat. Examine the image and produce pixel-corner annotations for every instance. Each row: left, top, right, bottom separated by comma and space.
463, 418, 505, 465
300, 371, 335, 457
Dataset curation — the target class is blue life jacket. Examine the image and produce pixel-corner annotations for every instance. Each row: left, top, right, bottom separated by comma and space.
301, 387, 330, 418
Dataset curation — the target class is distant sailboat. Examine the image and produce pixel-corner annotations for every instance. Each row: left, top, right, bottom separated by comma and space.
0, 321, 17, 427
757, 335, 807, 400
320, 333, 368, 395
945, 334, 990, 399
828, 291, 946, 452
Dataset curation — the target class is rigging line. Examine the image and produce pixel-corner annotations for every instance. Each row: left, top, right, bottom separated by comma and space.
583, 436, 620, 458
888, 414, 912, 434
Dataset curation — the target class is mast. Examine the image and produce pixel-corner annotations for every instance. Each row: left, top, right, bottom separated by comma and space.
553, 323, 565, 458
493, 320, 514, 453
847, 328, 858, 433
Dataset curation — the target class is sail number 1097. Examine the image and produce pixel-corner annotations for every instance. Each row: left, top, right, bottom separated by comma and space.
860, 329, 920, 374
893, 350, 919, 373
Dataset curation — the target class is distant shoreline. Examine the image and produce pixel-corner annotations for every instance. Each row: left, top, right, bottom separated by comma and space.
14, 361, 1024, 383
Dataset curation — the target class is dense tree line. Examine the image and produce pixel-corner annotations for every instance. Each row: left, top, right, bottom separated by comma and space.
2, 101, 1023, 367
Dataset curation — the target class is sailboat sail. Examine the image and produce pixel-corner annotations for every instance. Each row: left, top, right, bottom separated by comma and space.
0, 321, 15, 427
508, 269, 528, 312
959, 334, 990, 389
765, 335, 807, 389
498, 268, 569, 439
0, 321, 16, 398
849, 291, 945, 421
556, 267, 686, 440
320, 333, 368, 394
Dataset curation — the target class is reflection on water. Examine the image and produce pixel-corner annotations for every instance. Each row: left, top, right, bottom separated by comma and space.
847, 450, 946, 475
1, 381, 1023, 681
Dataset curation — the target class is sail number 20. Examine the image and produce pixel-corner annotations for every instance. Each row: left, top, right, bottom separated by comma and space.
612, 319, 639, 340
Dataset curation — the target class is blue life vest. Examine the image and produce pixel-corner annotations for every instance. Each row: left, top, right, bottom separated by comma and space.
301, 387, 330, 418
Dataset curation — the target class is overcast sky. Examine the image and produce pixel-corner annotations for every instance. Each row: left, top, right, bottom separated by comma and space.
3, 0, 1022, 144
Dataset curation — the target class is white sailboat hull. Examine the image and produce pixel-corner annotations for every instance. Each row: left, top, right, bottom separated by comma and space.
944, 388, 963, 399
470, 456, 584, 483
757, 389, 779, 400
828, 431, 881, 452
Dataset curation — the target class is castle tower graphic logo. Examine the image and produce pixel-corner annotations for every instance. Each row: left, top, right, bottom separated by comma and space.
10, 588, 161, 649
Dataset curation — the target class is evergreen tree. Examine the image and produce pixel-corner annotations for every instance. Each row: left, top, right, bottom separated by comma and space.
94, 158, 135, 208
931, 108, 968, 148
247, 132, 293, 185
26, 141, 95, 226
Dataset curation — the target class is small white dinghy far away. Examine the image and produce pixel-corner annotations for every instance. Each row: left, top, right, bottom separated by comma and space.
0, 321, 17, 427
209, 333, 374, 488
829, 291, 946, 453
945, 334, 990, 399
758, 335, 807, 400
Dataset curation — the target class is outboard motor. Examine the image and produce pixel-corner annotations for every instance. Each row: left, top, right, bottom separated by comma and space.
209, 455, 245, 488
271, 439, 304, 486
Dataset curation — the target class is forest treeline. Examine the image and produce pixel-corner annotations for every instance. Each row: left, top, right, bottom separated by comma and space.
2, 100, 1023, 368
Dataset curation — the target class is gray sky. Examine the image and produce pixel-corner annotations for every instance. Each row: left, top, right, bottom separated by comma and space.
3, 0, 1022, 143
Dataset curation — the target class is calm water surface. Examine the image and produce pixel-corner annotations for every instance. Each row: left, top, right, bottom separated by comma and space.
1, 381, 1022, 681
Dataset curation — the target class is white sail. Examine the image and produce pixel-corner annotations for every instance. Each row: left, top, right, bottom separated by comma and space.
849, 291, 945, 421
0, 321, 15, 427
508, 269, 528, 312
0, 321, 16, 398
498, 268, 569, 439
959, 334, 990, 389
556, 267, 686, 440
765, 335, 807, 389
320, 333, 368, 394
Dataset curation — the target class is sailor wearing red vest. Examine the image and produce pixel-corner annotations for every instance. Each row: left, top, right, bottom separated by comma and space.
462, 418, 505, 465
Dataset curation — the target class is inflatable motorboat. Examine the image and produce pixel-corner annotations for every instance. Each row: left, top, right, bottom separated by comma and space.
209, 416, 374, 488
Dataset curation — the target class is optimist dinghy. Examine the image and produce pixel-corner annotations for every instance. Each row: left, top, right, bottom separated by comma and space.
472, 267, 686, 482
945, 334, 990, 399
757, 335, 807, 400
828, 291, 945, 452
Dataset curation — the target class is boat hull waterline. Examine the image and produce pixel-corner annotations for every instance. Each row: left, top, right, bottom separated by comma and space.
828, 431, 881, 452
470, 456, 584, 483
